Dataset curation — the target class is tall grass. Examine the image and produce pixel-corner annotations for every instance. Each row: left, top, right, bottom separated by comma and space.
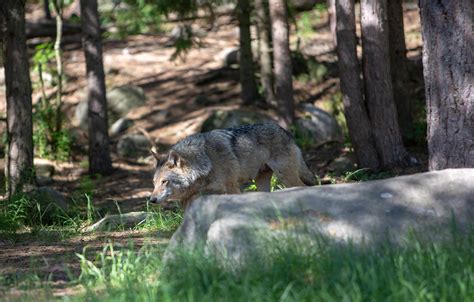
73, 229, 474, 301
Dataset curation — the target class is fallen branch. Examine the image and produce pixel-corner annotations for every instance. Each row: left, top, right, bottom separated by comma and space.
26, 20, 81, 39
82, 211, 152, 232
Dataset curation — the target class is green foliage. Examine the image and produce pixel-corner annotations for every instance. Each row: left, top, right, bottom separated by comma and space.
293, 53, 329, 85
32, 42, 72, 161
33, 103, 71, 161
294, 3, 327, 43
102, 0, 164, 38
296, 11, 315, 40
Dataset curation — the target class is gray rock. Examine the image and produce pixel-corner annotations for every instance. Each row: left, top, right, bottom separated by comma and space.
166, 169, 474, 266
35, 163, 55, 178
75, 85, 146, 129
30, 187, 69, 213
34, 161, 55, 186
117, 133, 151, 158
107, 85, 147, 121
201, 110, 273, 133
214, 47, 240, 67
214, 42, 259, 68
295, 103, 343, 148
109, 117, 134, 137
327, 155, 355, 174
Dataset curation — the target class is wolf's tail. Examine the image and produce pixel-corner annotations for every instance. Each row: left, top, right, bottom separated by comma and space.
295, 147, 316, 186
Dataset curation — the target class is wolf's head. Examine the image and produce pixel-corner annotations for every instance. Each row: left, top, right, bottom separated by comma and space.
149, 149, 209, 204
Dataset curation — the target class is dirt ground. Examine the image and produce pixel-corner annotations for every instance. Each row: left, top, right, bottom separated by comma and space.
0, 3, 424, 297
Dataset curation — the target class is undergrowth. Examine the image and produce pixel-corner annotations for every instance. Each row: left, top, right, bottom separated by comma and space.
12, 228, 470, 301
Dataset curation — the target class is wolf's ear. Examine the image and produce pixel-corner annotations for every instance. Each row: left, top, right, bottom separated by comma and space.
150, 148, 165, 167
168, 150, 184, 167
150, 148, 160, 161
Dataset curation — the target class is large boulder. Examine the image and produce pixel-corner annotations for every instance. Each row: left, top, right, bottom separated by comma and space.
34, 159, 55, 186
166, 169, 474, 265
28, 187, 70, 224
117, 133, 151, 159
75, 85, 146, 129
295, 103, 344, 148
201, 109, 273, 132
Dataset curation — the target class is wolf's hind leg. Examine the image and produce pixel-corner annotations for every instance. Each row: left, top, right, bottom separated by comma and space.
224, 180, 241, 194
269, 159, 306, 188
256, 168, 273, 192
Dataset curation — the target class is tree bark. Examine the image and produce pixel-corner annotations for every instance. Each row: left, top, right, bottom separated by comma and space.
360, 0, 409, 168
80, 0, 113, 175
269, 0, 295, 128
1, 0, 35, 198
51, 0, 64, 140
387, 0, 412, 141
43, 0, 52, 20
327, 0, 337, 46
255, 0, 276, 106
236, 0, 259, 105
420, 0, 474, 170
335, 0, 379, 169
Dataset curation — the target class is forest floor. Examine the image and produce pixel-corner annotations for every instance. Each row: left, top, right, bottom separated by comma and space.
0, 3, 425, 299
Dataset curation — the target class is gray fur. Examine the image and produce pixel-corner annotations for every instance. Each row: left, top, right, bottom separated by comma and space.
150, 123, 316, 209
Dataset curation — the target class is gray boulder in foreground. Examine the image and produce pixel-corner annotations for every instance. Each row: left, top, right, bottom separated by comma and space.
166, 169, 474, 264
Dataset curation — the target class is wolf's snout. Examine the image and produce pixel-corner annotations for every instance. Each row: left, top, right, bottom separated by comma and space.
149, 188, 171, 204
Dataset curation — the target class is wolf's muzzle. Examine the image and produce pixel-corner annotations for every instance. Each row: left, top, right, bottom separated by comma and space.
149, 189, 171, 204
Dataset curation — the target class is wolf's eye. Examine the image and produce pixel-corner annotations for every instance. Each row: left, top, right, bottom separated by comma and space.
161, 180, 169, 185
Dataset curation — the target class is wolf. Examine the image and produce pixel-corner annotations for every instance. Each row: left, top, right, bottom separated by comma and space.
149, 122, 316, 209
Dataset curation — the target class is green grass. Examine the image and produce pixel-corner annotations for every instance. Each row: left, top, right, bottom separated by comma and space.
3, 207, 474, 301
66, 229, 474, 301
3, 180, 474, 301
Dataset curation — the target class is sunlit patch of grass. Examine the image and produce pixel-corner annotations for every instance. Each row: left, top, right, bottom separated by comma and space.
135, 205, 183, 235
69, 228, 474, 301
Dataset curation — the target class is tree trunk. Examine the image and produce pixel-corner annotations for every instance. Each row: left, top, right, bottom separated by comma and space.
335, 0, 379, 169
387, 0, 412, 141
419, 0, 474, 170
327, 0, 337, 46
236, 0, 259, 105
80, 0, 113, 175
1, 0, 35, 198
255, 0, 276, 106
269, 0, 295, 128
51, 0, 64, 142
360, 0, 409, 168
43, 0, 52, 20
